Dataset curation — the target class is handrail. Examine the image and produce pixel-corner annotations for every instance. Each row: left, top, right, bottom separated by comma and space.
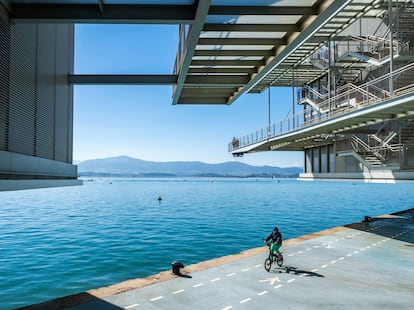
229, 62, 414, 153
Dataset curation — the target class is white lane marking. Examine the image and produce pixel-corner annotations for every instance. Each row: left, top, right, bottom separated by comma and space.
347, 253, 352, 257
193, 283, 204, 288
258, 291, 268, 296
339, 257, 345, 261
150, 296, 163, 302
288, 253, 295, 257
306, 248, 312, 251
259, 276, 280, 285
255, 264, 261, 268
287, 278, 295, 283
298, 250, 303, 254
172, 289, 184, 294
211, 277, 221, 282
353, 250, 359, 254
242, 268, 250, 272
330, 260, 337, 264
321, 264, 328, 268
221, 306, 232, 310
125, 304, 139, 309
240, 298, 251, 304
227, 273, 236, 277
311, 268, 318, 272
274, 284, 283, 289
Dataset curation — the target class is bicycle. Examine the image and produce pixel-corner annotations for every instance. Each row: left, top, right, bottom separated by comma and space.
264, 242, 283, 272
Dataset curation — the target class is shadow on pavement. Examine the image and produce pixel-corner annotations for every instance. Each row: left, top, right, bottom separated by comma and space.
345, 208, 414, 245
16, 292, 123, 310
268, 266, 324, 278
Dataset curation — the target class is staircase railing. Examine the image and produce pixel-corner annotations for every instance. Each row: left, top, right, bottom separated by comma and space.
229, 62, 414, 153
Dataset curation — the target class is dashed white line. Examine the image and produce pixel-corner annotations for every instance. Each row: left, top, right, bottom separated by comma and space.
221, 306, 232, 310
353, 250, 359, 254
242, 268, 250, 272
227, 273, 236, 277
274, 284, 283, 289
298, 250, 303, 254
150, 296, 163, 302
311, 268, 318, 272
347, 253, 352, 257
339, 257, 345, 261
287, 278, 296, 283
288, 253, 295, 257
306, 248, 312, 251
255, 264, 261, 268
321, 264, 328, 268
193, 283, 204, 288
240, 298, 251, 304
330, 260, 337, 264
172, 289, 184, 295
258, 291, 268, 296
125, 304, 139, 309
211, 277, 221, 282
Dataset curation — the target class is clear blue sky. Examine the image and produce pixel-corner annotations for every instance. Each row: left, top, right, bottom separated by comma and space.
73, 24, 302, 167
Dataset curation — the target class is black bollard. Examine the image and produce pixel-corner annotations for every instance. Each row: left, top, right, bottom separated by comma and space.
171, 261, 184, 275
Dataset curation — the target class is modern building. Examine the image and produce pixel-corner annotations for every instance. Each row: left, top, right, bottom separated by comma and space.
227, 0, 414, 182
0, 3, 79, 190
1, 0, 413, 190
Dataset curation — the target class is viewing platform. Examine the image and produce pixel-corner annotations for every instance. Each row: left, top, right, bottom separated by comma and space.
22, 208, 414, 309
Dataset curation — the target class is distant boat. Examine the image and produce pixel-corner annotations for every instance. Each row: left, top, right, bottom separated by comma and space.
157, 195, 162, 201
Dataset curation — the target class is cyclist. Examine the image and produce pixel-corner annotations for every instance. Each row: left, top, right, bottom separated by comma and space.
264, 226, 282, 257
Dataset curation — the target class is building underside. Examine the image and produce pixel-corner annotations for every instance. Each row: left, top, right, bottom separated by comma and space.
1, 0, 414, 189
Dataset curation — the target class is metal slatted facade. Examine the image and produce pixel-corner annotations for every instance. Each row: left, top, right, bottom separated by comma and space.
0, 6, 76, 182
0, 10, 10, 151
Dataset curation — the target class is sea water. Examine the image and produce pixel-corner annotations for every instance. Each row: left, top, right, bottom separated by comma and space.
0, 178, 412, 309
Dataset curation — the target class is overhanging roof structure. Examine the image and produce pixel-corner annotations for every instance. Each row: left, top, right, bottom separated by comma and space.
3, 0, 390, 105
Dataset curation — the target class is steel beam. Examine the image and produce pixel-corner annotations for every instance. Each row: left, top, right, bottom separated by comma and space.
68, 74, 178, 85
172, 0, 211, 105
203, 24, 300, 32
10, 3, 196, 24
198, 38, 285, 46
208, 6, 318, 16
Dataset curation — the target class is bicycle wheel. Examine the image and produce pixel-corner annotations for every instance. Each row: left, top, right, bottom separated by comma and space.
264, 257, 272, 272
276, 255, 283, 267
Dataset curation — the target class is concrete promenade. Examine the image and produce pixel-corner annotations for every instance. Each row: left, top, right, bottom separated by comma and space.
23, 209, 414, 310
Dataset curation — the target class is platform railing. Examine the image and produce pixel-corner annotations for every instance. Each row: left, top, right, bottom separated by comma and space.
229, 62, 414, 153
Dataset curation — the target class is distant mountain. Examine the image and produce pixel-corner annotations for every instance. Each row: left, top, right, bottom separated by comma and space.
77, 155, 302, 178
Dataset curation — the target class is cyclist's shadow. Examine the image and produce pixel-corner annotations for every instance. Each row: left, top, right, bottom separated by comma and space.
270, 265, 324, 278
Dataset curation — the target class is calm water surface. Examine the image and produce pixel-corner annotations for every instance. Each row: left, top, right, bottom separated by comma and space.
0, 178, 412, 309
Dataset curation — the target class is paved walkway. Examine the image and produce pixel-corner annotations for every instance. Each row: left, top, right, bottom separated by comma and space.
24, 209, 414, 310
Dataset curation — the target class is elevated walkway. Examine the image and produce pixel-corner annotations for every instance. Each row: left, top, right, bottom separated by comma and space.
21, 208, 414, 309
229, 62, 414, 155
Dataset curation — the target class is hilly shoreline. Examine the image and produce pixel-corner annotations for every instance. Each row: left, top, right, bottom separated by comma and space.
77, 156, 302, 178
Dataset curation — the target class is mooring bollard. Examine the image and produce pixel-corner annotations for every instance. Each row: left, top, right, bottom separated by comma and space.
171, 261, 184, 275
